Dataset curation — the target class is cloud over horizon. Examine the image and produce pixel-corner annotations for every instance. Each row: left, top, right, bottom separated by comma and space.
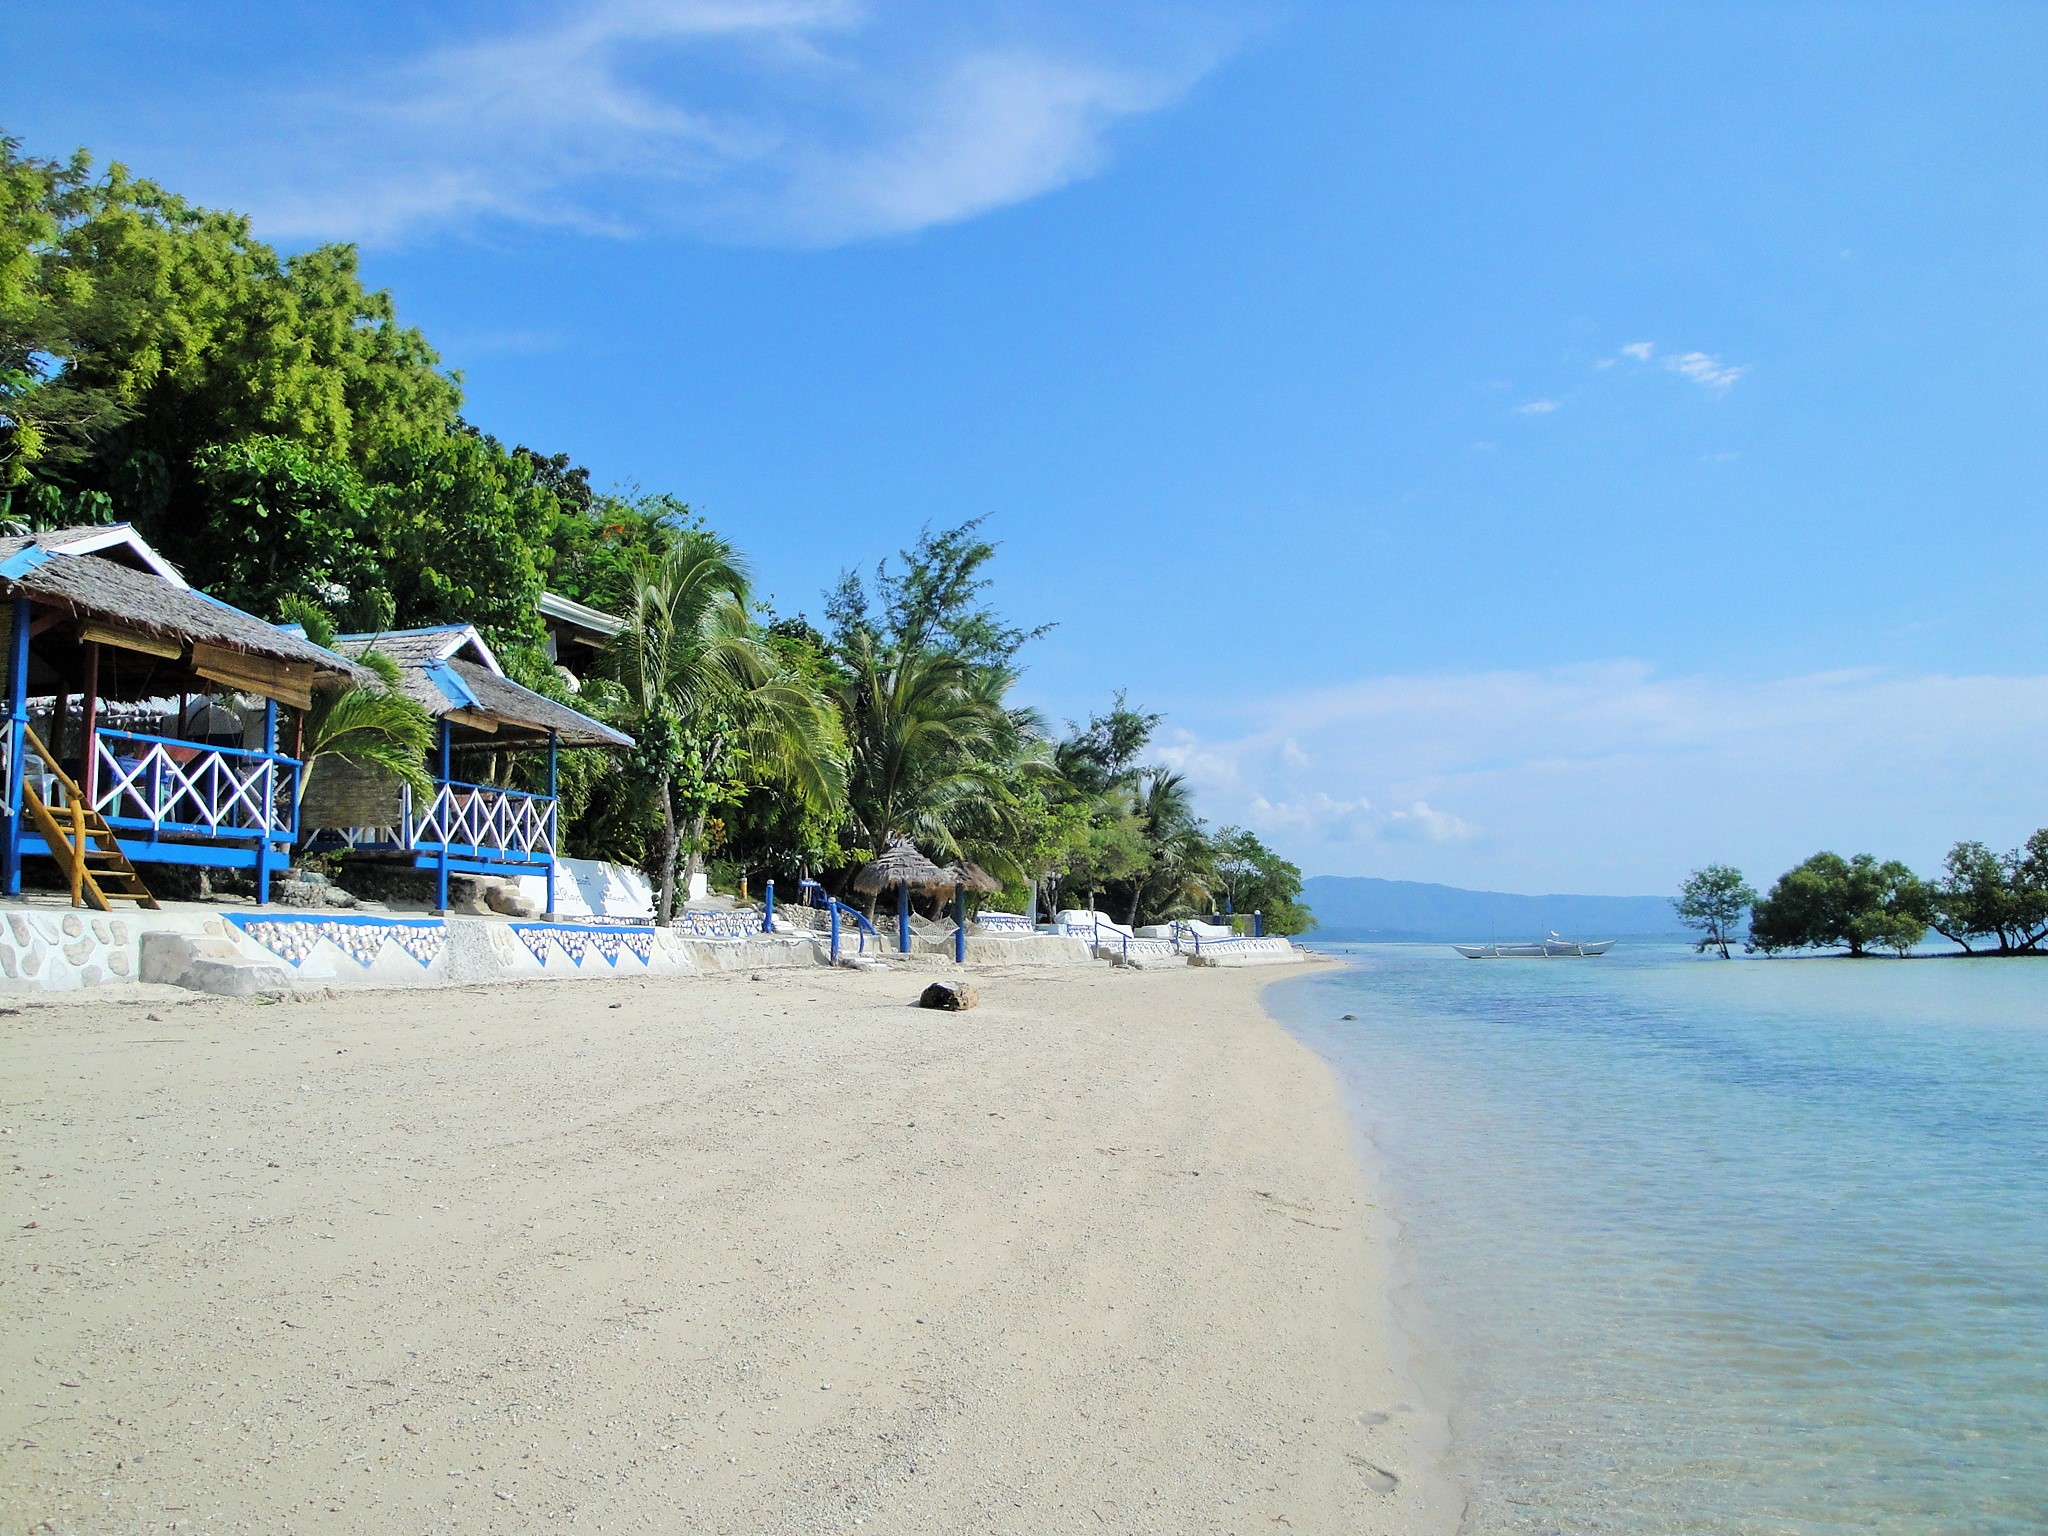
230, 0, 1243, 247
1159, 663, 2048, 894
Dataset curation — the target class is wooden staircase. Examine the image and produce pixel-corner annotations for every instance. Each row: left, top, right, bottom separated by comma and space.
19, 727, 159, 911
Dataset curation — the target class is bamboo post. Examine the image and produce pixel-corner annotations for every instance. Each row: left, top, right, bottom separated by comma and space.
67, 799, 83, 907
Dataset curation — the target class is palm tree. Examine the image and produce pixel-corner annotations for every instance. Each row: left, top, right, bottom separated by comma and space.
1122, 769, 1212, 925
835, 632, 1016, 899
292, 649, 437, 850
600, 535, 844, 924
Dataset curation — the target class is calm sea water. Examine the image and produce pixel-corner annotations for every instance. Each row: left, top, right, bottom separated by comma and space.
1269, 943, 2048, 1535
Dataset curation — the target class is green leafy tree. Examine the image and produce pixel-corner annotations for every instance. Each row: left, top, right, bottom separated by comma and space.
600, 535, 844, 923
1059, 802, 1151, 914
1749, 852, 1928, 957
1, 142, 458, 536
1053, 692, 1158, 797
188, 435, 388, 627
0, 140, 132, 484
1210, 827, 1312, 935
1119, 770, 1214, 926
377, 429, 551, 651
834, 632, 1013, 897
1674, 864, 1758, 958
827, 515, 1050, 669
1925, 834, 2048, 954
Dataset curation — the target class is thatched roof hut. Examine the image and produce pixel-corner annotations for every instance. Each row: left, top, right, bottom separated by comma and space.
332, 625, 631, 748
0, 526, 374, 705
851, 839, 952, 895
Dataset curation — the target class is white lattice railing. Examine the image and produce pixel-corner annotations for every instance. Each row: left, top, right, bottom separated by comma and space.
414, 780, 556, 862
92, 730, 297, 840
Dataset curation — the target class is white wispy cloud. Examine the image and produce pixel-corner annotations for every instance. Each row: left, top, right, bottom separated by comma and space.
1664, 350, 1745, 391
1165, 663, 2048, 892
238, 0, 1244, 246
1513, 398, 1560, 415
1619, 340, 1654, 362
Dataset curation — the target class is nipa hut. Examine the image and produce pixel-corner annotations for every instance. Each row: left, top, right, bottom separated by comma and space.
0, 525, 371, 908
306, 624, 631, 914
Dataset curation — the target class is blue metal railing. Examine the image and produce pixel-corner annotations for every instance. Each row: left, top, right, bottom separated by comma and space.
799, 879, 879, 962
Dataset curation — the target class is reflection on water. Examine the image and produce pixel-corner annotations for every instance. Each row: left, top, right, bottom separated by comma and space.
1270, 944, 2048, 1534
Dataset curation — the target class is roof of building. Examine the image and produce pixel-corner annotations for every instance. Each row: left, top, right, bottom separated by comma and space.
0, 527, 371, 689
538, 590, 626, 640
333, 623, 631, 749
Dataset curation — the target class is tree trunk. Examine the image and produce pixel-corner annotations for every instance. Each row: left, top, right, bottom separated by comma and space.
1124, 882, 1143, 928
686, 809, 707, 883
655, 777, 680, 925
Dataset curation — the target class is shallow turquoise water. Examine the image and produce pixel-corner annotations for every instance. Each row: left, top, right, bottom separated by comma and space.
1269, 943, 2048, 1534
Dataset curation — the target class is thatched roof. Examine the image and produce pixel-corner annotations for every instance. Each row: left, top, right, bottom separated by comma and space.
445, 658, 631, 747
851, 839, 953, 894
333, 626, 631, 749
0, 531, 372, 690
944, 861, 1003, 894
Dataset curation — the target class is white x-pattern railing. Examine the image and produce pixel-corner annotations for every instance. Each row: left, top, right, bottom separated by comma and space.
92, 730, 296, 839
414, 780, 556, 862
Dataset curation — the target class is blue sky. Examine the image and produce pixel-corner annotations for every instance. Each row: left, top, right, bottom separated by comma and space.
12, 1, 2048, 894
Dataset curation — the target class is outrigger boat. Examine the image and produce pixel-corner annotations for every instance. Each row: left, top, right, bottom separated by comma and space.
1453, 933, 1615, 958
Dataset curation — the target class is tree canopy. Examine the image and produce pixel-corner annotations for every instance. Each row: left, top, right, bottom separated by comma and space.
1748, 853, 1927, 957
1, 135, 1318, 935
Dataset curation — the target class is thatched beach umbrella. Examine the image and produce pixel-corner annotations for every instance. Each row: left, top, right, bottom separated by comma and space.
944, 861, 1002, 895
852, 839, 951, 953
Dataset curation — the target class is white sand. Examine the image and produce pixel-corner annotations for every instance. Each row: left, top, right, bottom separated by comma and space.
3, 961, 1451, 1534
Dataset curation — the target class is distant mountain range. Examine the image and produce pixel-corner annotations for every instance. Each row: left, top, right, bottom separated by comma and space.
1302, 875, 1686, 942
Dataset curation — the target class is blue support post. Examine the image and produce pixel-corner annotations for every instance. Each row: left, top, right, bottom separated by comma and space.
829, 901, 841, 964
434, 718, 452, 914
544, 729, 558, 918
2, 598, 28, 897
255, 699, 278, 905
953, 882, 965, 964
763, 879, 775, 934
897, 881, 911, 954
1254, 910, 1264, 938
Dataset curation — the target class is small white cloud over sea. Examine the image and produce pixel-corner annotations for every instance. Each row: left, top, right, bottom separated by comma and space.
1171, 664, 2048, 893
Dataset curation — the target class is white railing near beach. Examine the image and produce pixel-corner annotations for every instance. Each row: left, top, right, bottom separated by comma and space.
416, 781, 555, 861
1168, 922, 1295, 958
1061, 913, 1182, 961
332, 780, 556, 866
91, 729, 298, 840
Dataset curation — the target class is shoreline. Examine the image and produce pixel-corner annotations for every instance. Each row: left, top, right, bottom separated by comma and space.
5, 959, 1451, 1533
1258, 955, 1466, 1536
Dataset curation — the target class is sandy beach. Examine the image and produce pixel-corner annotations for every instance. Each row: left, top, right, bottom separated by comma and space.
4, 961, 1449, 1535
